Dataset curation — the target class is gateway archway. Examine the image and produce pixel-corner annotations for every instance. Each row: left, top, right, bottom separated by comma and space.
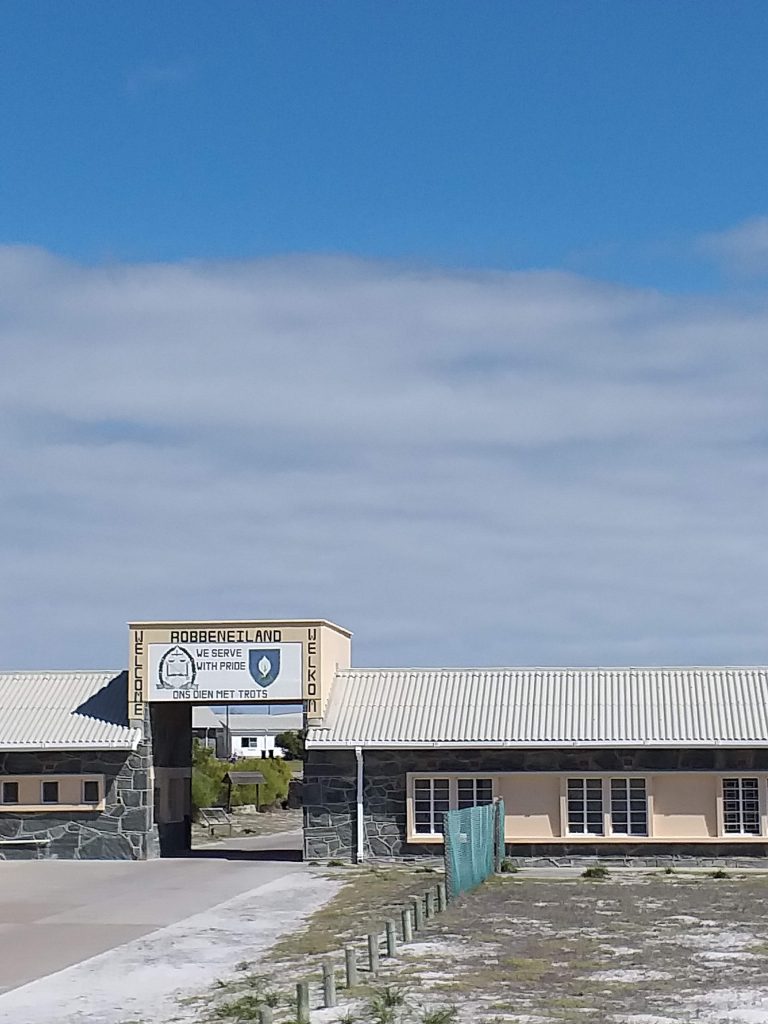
128, 619, 351, 857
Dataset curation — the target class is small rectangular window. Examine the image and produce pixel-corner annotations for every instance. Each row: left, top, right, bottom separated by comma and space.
41, 781, 59, 804
457, 778, 494, 809
723, 778, 761, 835
567, 778, 604, 835
82, 780, 100, 803
1, 782, 19, 804
413, 778, 450, 835
610, 778, 648, 836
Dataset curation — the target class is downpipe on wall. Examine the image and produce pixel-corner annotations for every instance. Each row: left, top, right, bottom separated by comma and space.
355, 745, 364, 863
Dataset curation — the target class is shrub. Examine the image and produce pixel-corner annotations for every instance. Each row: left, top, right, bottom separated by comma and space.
500, 858, 519, 873
582, 864, 610, 880
190, 740, 292, 814
709, 868, 730, 879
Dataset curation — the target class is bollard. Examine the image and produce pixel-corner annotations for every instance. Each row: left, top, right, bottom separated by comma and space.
344, 944, 359, 988
296, 980, 310, 1024
436, 881, 447, 913
411, 894, 424, 931
385, 918, 398, 957
367, 931, 380, 976
322, 960, 337, 1008
258, 1008, 273, 1024
425, 889, 435, 919
401, 904, 413, 942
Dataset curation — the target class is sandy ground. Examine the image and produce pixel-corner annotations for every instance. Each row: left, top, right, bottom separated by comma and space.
0, 866, 340, 1024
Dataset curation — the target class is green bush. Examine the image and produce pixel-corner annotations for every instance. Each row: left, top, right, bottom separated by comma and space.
190, 740, 292, 814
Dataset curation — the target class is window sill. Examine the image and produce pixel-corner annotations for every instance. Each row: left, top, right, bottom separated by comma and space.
0, 803, 106, 813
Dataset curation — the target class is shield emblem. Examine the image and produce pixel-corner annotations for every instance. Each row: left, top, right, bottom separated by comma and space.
249, 648, 281, 687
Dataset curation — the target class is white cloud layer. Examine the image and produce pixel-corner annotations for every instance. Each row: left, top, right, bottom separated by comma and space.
698, 216, 768, 275
2, 247, 768, 669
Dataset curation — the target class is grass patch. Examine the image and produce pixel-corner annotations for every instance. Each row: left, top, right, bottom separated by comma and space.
581, 865, 610, 880
267, 867, 444, 960
499, 858, 519, 873
708, 868, 730, 879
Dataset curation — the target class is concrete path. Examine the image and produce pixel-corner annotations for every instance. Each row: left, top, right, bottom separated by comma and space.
0, 832, 337, 1024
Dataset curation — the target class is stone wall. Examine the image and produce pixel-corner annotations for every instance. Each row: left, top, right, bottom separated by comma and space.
0, 743, 154, 861
303, 746, 768, 861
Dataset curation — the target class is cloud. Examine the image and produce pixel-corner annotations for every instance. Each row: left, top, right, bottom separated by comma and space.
1, 247, 768, 670
697, 216, 768, 276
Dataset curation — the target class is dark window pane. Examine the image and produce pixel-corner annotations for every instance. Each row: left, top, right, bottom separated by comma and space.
42, 781, 59, 803
2, 782, 18, 803
83, 780, 100, 803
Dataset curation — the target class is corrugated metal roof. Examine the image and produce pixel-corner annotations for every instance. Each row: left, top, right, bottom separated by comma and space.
192, 706, 223, 730
0, 672, 141, 750
306, 667, 768, 749
222, 713, 304, 734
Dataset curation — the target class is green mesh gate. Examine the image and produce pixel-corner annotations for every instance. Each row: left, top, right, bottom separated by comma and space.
443, 798, 505, 900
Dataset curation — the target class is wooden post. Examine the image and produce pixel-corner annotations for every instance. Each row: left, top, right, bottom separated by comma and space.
344, 944, 359, 988
411, 894, 424, 931
259, 1007, 273, 1024
296, 981, 310, 1024
436, 881, 447, 912
385, 918, 397, 957
322, 961, 337, 1008
401, 905, 413, 942
367, 932, 380, 976
425, 889, 435, 918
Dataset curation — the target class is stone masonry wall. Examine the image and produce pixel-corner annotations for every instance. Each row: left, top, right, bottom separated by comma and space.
0, 743, 154, 860
303, 747, 768, 861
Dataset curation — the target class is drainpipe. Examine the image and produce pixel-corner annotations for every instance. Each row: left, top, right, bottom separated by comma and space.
355, 746, 364, 863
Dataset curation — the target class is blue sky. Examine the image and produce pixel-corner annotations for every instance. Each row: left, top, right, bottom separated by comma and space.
3, 3, 768, 285
3, 4, 768, 671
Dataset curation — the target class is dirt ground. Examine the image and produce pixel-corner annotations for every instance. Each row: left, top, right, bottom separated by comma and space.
196, 866, 768, 1024
191, 806, 302, 847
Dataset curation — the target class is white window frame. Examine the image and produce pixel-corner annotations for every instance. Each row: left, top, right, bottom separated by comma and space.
721, 777, 763, 837
563, 775, 651, 839
565, 777, 605, 836
407, 774, 497, 841
609, 776, 649, 837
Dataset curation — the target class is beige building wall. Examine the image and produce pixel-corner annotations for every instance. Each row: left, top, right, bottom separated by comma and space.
498, 773, 560, 839
406, 771, 768, 844
651, 773, 718, 839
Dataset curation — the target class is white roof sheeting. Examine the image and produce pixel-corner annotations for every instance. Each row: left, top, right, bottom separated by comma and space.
222, 713, 304, 734
0, 672, 141, 751
306, 667, 768, 749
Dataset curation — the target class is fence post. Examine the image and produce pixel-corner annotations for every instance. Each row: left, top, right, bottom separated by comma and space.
436, 881, 447, 912
385, 918, 398, 957
367, 932, 380, 976
344, 944, 359, 988
425, 889, 435, 919
401, 905, 413, 942
259, 1008, 273, 1024
296, 981, 310, 1024
322, 960, 337, 1008
410, 894, 424, 931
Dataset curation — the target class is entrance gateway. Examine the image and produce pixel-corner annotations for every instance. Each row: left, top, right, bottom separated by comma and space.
129, 619, 352, 855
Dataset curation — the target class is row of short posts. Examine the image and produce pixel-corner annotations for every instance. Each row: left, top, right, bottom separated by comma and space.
278, 880, 448, 1024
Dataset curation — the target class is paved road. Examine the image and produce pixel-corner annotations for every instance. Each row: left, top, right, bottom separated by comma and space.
0, 831, 304, 995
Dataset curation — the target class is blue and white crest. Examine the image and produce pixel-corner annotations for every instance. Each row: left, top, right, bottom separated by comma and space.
248, 648, 281, 687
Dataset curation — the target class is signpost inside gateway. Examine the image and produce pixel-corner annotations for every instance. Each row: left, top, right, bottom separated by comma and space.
128, 619, 352, 720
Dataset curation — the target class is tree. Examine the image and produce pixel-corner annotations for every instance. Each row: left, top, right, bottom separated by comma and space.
274, 729, 305, 760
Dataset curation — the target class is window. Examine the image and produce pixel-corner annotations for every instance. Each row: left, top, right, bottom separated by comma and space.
82, 780, 100, 804
567, 778, 604, 835
1, 782, 18, 804
41, 781, 59, 804
413, 778, 450, 835
457, 777, 493, 809
723, 777, 761, 835
610, 778, 648, 836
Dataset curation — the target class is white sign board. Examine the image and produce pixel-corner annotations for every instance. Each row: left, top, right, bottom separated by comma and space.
147, 641, 303, 703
